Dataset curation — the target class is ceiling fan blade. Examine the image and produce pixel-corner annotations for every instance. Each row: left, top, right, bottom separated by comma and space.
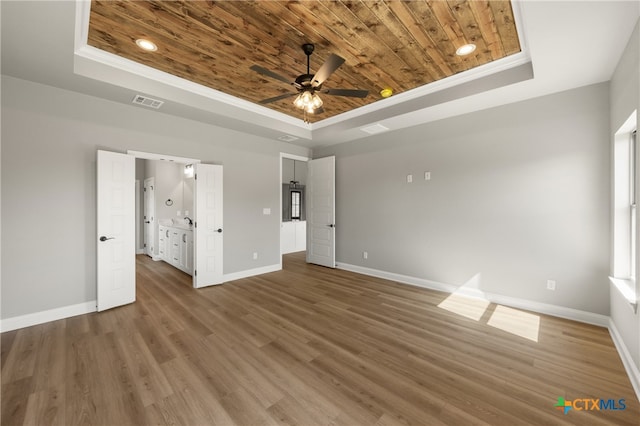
311, 54, 345, 87
258, 92, 297, 104
323, 88, 369, 98
250, 65, 292, 85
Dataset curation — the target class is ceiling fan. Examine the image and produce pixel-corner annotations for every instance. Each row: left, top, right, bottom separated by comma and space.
250, 43, 369, 121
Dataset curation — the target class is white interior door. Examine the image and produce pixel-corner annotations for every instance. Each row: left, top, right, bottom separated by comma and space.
194, 164, 223, 288
97, 150, 136, 311
307, 156, 336, 268
143, 177, 155, 257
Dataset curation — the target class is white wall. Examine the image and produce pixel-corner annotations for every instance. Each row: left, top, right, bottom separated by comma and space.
315, 82, 611, 315
282, 158, 307, 185
0, 75, 309, 319
610, 19, 640, 371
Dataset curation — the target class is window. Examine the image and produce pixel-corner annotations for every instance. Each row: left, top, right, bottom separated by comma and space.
291, 191, 301, 220
612, 111, 638, 307
630, 130, 636, 280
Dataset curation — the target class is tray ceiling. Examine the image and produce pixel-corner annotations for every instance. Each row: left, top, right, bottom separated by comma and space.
87, 0, 521, 124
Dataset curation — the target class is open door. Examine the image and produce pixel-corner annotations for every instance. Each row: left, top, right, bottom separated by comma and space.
97, 150, 136, 311
194, 163, 223, 287
307, 156, 336, 268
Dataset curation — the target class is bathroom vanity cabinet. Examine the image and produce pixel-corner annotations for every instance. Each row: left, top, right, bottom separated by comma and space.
158, 224, 194, 275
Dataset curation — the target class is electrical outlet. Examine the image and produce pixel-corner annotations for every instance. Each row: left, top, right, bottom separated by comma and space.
363, 251, 368, 260
253, 252, 258, 260
547, 280, 556, 290
424, 171, 431, 180
407, 174, 413, 183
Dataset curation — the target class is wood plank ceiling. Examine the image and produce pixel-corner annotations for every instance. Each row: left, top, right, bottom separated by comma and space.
88, 1, 521, 123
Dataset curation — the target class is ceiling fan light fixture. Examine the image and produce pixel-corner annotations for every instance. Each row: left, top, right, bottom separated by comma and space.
294, 90, 323, 111
135, 38, 157, 52
456, 43, 476, 56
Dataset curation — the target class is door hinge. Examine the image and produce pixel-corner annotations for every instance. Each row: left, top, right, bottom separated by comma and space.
194, 270, 197, 276
144, 243, 147, 248
194, 174, 197, 180
195, 222, 197, 228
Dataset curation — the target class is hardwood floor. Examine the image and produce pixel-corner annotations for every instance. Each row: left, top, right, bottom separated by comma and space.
2, 252, 638, 425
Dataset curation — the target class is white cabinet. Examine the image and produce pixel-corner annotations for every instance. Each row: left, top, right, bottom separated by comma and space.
157, 224, 193, 275
281, 221, 306, 254
158, 225, 170, 260
180, 231, 194, 272
170, 229, 180, 265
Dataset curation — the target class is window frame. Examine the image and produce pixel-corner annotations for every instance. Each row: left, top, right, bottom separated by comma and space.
291, 190, 301, 221
611, 111, 638, 310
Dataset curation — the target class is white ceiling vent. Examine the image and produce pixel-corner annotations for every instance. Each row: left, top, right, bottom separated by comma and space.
132, 94, 164, 109
360, 123, 389, 135
277, 134, 299, 142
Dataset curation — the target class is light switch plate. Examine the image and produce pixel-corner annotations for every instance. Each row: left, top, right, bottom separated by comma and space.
407, 174, 413, 183
263, 208, 271, 215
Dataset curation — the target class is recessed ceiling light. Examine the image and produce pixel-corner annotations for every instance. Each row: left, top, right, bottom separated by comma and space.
456, 43, 476, 56
135, 38, 157, 52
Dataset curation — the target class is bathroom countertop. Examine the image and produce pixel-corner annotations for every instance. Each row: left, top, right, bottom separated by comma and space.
159, 220, 193, 231
171, 223, 193, 231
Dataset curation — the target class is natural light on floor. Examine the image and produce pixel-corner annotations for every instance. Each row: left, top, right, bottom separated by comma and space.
437, 293, 490, 321
487, 305, 540, 342
437, 273, 541, 342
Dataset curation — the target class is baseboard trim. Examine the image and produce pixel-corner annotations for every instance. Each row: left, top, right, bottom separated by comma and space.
336, 262, 609, 327
136, 249, 145, 255
223, 264, 281, 283
0, 263, 282, 332
608, 319, 640, 402
0, 301, 97, 333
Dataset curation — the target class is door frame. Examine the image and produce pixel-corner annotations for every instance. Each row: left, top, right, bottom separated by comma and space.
279, 152, 310, 269
128, 150, 212, 289
143, 177, 155, 257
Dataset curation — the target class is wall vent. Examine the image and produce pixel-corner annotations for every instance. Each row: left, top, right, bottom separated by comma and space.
132, 94, 164, 109
278, 134, 299, 142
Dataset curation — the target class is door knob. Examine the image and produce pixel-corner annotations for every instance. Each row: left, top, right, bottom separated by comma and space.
144, 221, 150, 224
215, 228, 223, 233
327, 224, 335, 228
99, 236, 115, 242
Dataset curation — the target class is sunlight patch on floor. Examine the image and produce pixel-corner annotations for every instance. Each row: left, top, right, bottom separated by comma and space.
437, 293, 490, 321
487, 305, 540, 342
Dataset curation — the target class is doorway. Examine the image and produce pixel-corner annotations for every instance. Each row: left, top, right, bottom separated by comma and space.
280, 153, 309, 267
96, 150, 224, 312
130, 150, 223, 289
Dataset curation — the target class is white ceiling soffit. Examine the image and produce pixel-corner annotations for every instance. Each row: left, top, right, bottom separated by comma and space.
72, 0, 536, 147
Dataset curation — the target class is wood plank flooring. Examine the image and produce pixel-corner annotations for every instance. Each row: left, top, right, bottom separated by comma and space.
2, 252, 639, 425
